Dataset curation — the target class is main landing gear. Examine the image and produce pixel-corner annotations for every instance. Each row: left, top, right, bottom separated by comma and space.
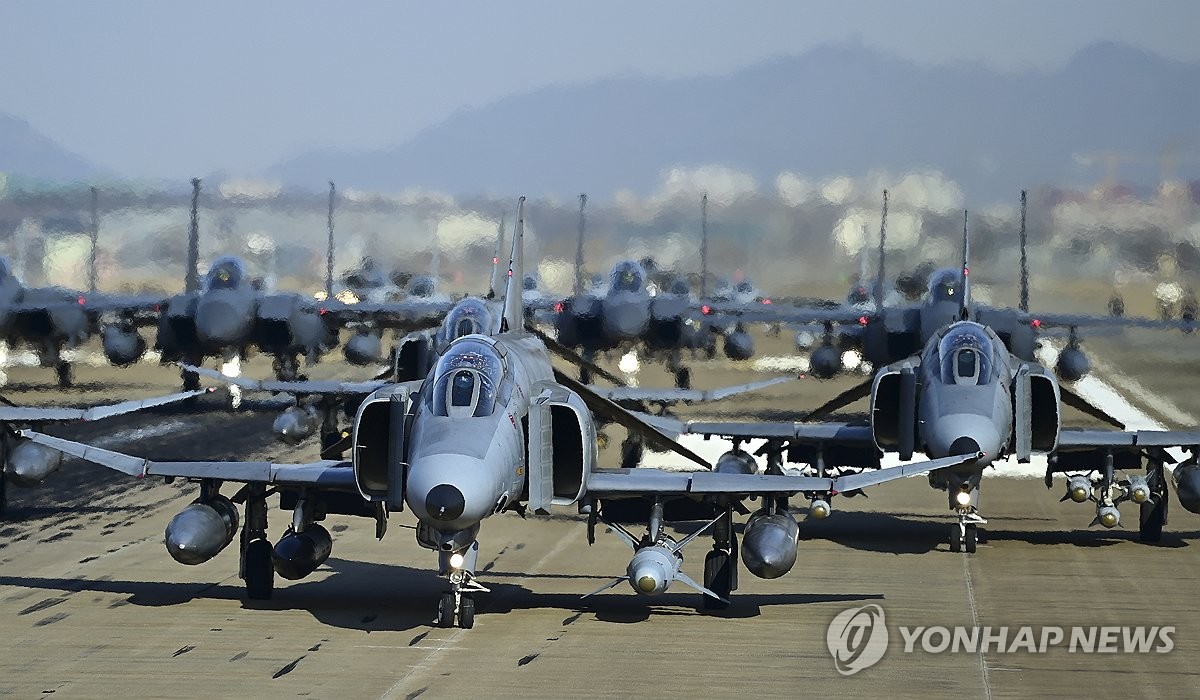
703, 506, 738, 610
239, 483, 274, 600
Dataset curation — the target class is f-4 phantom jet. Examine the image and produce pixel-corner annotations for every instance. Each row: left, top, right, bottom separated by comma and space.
22, 198, 978, 629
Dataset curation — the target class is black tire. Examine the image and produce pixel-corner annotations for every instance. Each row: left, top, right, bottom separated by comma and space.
1139, 499, 1166, 543
949, 525, 962, 553
620, 440, 644, 469
579, 367, 592, 385
458, 594, 475, 629
0, 474, 7, 518
702, 549, 732, 610
56, 361, 72, 389
244, 538, 274, 600
965, 525, 978, 554
437, 592, 455, 628
675, 367, 692, 390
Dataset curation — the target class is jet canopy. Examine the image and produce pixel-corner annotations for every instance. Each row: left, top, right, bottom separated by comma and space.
205, 257, 246, 291
927, 268, 963, 303
610, 261, 646, 293
937, 323, 994, 385
429, 337, 505, 418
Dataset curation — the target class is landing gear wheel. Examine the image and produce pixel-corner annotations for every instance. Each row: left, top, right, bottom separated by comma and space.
1139, 498, 1166, 543
620, 439, 644, 468
702, 549, 732, 610
55, 360, 72, 389
674, 366, 692, 390
949, 524, 962, 553
437, 592, 455, 628
458, 594, 475, 629
579, 366, 593, 385
964, 524, 978, 554
244, 538, 275, 600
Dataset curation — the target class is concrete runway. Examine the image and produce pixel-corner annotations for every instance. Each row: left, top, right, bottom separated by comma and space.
1, 341, 1200, 698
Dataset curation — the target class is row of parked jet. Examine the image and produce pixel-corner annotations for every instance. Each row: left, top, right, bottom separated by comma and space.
8, 190, 1200, 631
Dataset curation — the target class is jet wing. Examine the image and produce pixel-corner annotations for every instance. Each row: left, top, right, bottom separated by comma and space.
321, 298, 454, 330
702, 301, 865, 325
648, 415, 875, 445
182, 364, 390, 396
1030, 312, 1193, 332
587, 452, 982, 497
18, 430, 358, 490
592, 376, 794, 405
1057, 429, 1200, 451
0, 388, 210, 423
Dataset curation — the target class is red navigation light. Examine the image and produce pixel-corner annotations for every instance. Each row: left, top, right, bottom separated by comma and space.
963, 267, 969, 276
319, 307, 328, 315
77, 295, 86, 305
1030, 318, 1042, 329
858, 316, 869, 326
553, 302, 564, 313
701, 305, 712, 315
762, 298, 773, 305
492, 256, 499, 265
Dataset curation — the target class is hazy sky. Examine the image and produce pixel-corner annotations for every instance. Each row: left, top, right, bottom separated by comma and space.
2, 0, 1197, 179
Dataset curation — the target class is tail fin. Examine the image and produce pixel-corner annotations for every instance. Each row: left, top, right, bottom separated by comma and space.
700, 192, 709, 299
185, 178, 201, 294
88, 186, 99, 293
1018, 189, 1029, 313
488, 212, 506, 299
573, 194, 587, 296
961, 209, 971, 320
501, 196, 526, 332
325, 181, 336, 300
873, 189, 888, 308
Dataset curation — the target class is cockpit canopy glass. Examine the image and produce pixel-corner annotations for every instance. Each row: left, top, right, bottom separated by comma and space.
205, 257, 245, 291
927, 268, 963, 303
610, 262, 645, 293
442, 298, 492, 341
429, 338, 504, 417
938, 324, 993, 385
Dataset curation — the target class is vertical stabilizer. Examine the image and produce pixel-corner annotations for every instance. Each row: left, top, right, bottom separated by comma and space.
501, 196, 526, 332
700, 193, 709, 299
1018, 190, 1029, 313
326, 182, 336, 300
185, 178, 201, 294
874, 190, 888, 308
488, 212, 506, 299
88, 186, 99, 292
961, 209, 971, 320
574, 194, 587, 297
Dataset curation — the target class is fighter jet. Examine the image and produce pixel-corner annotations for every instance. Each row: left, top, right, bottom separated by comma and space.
552, 194, 754, 390
715, 191, 1192, 379
0, 187, 167, 386
20, 197, 978, 628
155, 179, 343, 389
0, 386, 211, 513
658, 218, 1200, 551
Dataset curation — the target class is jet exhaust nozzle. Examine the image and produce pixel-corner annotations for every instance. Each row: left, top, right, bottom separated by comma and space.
101, 325, 147, 366
741, 511, 800, 579
272, 524, 333, 580
7, 439, 65, 487
164, 497, 239, 565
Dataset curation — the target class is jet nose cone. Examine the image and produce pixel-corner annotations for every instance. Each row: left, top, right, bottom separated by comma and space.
424, 484, 466, 522
932, 414, 1000, 466
602, 301, 649, 340
196, 300, 252, 346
